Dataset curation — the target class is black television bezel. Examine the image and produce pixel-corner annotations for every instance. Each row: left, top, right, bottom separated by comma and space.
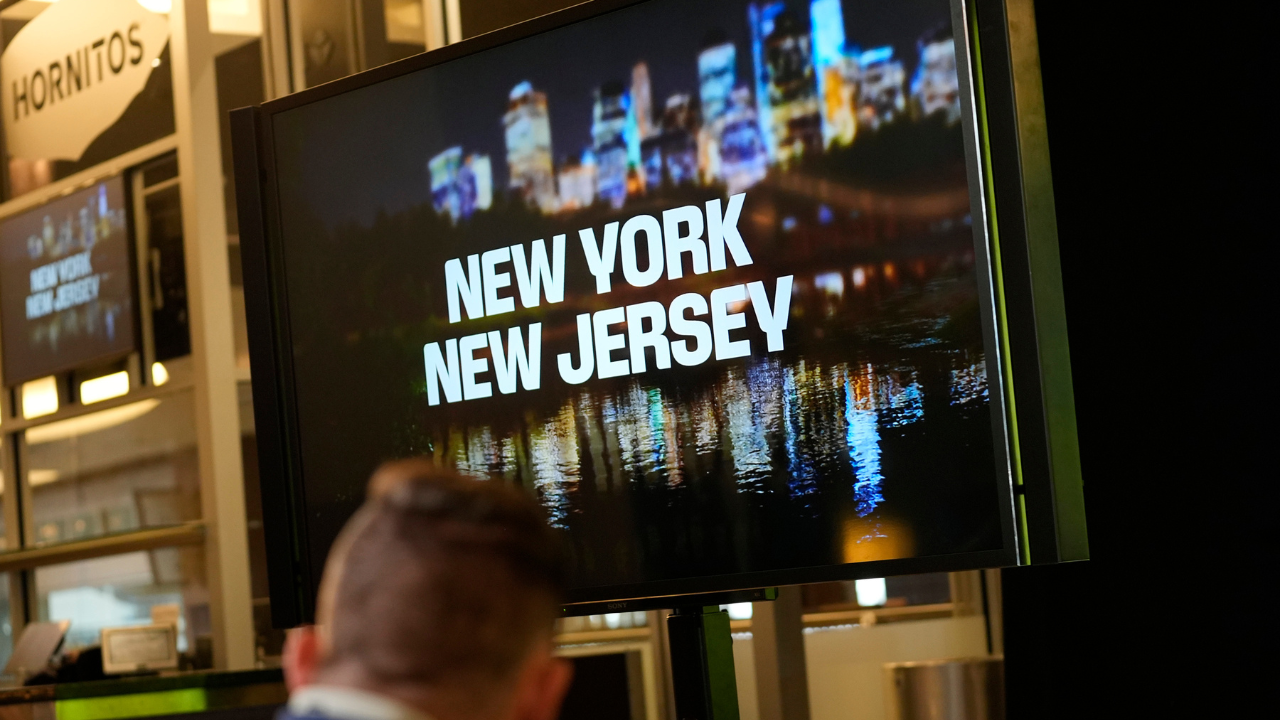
0, 172, 140, 387
233, 0, 1083, 626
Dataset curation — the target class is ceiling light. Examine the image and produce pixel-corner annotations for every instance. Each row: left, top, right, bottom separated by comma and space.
81, 371, 130, 404
152, 362, 170, 386
23, 377, 59, 419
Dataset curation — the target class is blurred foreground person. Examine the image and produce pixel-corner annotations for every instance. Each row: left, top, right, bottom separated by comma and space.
280, 460, 572, 720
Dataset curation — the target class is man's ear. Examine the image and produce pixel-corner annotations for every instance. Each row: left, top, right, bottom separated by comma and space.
282, 625, 323, 692
511, 652, 575, 720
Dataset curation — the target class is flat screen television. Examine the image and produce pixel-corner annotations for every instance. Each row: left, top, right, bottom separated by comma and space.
233, 0, 1086, 625
0, 174, 136, 386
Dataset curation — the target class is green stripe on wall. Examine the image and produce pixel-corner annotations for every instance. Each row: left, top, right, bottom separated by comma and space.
56, 688, 207, 720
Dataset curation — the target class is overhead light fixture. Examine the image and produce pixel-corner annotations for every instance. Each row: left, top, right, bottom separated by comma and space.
136, 0, 172, 13
152, 362, 170, 386
22, 377, 59, 419
81, 371, 130, 404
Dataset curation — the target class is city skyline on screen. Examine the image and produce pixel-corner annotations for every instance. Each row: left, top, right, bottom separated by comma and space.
278, 0, 960, 233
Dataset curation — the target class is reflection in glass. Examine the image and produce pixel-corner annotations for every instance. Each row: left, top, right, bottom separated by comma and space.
35, 548, 207, 653
802, 572, 952, 612
557, 610, 648, 634
24, 392, 200, 546
0, 574, 11, 670
1, 464, 7, 551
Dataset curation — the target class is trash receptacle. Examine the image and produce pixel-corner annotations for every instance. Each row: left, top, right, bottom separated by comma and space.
884, 657, 1004, 720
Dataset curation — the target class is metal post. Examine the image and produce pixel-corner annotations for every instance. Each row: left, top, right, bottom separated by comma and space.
751, 586, 810, 720
667, 606, 740, 720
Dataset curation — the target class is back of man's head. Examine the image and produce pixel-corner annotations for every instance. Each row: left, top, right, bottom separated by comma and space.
292, 460, 570, 720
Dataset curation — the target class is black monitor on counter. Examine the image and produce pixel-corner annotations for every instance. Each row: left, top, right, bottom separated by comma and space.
0, 174, 136, 386
232, 0, 1086, 625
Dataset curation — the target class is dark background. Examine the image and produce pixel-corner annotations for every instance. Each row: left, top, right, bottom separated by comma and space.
1002, 2, 1261, 715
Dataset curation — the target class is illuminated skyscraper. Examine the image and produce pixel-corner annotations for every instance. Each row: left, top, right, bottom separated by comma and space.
751, 4, 821, 166
459, 154, 493, 219
430, 147, 492, 222
429, 146, 464, 221
749, 2, 787, 160
698, 38, 736, 181
642, 93, 700, 189
558, 149, 597, 211
822, 61, 857, 146
858, 46, 906, 129
810, 0, 846, 72
592, 81, 630, 208
765, 9, 822, 165
503, 81, 557, 213
911, 28, 960, 124
642, 137, 664, 190
632, 62, 654, 141
809, 0, 854, 146
662, 92, 697, 134
699, 40, 736, 128
719, 86, 768, 194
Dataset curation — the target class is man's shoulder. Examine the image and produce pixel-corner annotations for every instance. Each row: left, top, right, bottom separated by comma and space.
281, 685, 435, 720
276, 708, 339, 720
276, 705, 397, 720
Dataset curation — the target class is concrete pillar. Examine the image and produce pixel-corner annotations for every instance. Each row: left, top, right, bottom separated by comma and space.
168, 0, 256, 671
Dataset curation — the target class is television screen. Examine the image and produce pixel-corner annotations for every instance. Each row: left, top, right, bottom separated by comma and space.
1, 175, 136, 385
246, 0, 1019, 609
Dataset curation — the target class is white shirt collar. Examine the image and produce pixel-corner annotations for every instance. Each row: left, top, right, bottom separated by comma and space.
289, 685, 435, 720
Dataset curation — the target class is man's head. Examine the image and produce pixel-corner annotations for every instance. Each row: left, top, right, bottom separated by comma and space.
283, 460, 572, 720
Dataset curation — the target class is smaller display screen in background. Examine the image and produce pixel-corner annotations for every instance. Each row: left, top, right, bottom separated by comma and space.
0, 176, 136, 385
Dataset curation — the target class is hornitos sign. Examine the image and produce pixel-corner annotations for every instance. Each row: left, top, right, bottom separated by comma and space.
1, 0, 169, 162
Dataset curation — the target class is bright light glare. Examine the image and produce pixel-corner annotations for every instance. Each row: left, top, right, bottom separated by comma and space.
29, 469, 60, 486
137, 0, 172, 12
726, 603, 754, 620
26, 399, 160, 445
855, 578, 888, 607
80, 371, 130, 404
152, 362, 170, 386
22, 376, 59, 419
604, 613, 622, 629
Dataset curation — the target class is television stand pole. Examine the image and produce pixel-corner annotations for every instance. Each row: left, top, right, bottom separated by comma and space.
666, 605, 740, 720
